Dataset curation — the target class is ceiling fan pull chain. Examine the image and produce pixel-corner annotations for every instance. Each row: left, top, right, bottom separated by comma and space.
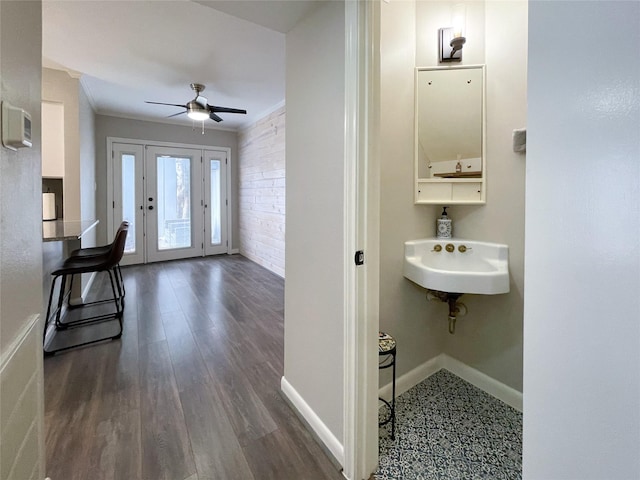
201, 120, 205, 135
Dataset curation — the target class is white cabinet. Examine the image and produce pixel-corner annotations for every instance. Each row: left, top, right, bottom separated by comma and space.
41, 101, 65, 178
416, 180, 484, 204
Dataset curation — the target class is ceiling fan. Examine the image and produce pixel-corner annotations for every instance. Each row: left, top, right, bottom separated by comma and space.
146, 83, 247, 123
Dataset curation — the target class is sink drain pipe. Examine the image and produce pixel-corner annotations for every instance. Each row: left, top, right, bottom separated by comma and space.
426, 290, 467, 334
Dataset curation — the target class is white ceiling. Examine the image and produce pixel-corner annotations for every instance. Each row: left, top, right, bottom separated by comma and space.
42, 0, 321, 131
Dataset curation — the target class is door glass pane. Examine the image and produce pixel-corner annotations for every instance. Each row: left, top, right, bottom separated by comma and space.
210, 160, 221, 245
157, 155, 191, 250
121, 153, 136, 254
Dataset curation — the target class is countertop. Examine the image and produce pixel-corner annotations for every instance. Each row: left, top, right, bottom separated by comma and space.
42, 219, 99, 242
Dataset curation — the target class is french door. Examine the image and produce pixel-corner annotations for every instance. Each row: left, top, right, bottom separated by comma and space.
145, 146, 203, 262
111, 141, 228, 265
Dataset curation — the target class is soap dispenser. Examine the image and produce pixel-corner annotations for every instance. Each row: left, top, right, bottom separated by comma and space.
436, 207, 452, 239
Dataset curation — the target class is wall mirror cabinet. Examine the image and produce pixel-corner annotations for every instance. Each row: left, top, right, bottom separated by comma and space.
415, 64, 486, 204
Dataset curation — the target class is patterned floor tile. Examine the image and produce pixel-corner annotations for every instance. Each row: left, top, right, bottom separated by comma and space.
376, 369, 522, 480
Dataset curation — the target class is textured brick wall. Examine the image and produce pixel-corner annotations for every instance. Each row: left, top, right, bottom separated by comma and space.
238, 106, 285, 277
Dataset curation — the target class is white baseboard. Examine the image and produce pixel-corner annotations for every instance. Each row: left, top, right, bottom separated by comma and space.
280, 376, 344, 468
379, 353, 523, 412
228, 248, 240, 255
378, 353, 441, 400
440, 354, 523, 411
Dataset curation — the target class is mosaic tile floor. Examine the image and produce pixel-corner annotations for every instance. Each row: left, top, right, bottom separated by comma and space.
376, 369, 522, 480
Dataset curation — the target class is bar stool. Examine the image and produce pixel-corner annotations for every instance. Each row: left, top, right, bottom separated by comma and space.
68, 221, 128, 299
43, 224, 128, 355
379, 331, 397, 440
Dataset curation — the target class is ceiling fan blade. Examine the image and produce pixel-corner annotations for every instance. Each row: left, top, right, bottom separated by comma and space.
209, 112, 223, 122
209, 106, 247, 115
167, 111, 187, 118
145, 101, 187, 108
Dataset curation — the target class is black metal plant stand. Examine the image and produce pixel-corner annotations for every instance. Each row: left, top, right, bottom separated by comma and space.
378, 332, 397, 440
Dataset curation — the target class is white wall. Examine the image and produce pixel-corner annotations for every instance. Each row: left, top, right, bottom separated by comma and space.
41, 101, 65, 178
42, 70, 97, 298
238, 105, 285, 277
284, 0, 346, 463
94, 114, 239, 248
524, 1, 640, 478
432, 0, 527, 392
378, 0, 446, 389
42, 68, 81, 221
0, 1, 45, 478
79, 81, 97, 249
378, 0, 526, 392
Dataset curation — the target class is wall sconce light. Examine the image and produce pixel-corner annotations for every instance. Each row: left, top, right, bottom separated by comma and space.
439, 4, 467, 63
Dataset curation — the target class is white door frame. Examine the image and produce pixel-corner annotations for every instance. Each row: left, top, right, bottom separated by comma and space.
343, 1, 379, 479
107, 137, 233, 261
203, 149, 230, 256
112, 142, 145, 265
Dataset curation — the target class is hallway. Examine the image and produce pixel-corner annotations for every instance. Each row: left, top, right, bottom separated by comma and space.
44, 256, 343, 480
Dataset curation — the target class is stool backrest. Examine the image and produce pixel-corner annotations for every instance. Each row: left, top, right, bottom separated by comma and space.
113, 221, 128, 244
105, 223, 129, 268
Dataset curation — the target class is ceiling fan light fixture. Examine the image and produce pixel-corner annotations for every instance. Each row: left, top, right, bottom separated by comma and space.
147, 84, 246, 124
187, 101, 209, 121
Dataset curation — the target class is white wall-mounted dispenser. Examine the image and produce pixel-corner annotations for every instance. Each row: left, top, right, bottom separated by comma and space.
2, 101, 32, 151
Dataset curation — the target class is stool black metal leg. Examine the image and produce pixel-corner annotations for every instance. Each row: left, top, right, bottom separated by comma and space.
44, 275, 59, 329
57, 269, 123, 329
43, 268, 124, 356
391, 350, 396, 440
43, 274, 60, 347
116, 264, 125, 299
107, 269, 123, 317
54, 274, 68, 328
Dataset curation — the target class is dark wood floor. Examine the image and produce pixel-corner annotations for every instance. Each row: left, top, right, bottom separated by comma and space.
44, 255, 344, 480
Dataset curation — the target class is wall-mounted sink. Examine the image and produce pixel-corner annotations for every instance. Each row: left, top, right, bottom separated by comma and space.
403, 238, 510, 295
